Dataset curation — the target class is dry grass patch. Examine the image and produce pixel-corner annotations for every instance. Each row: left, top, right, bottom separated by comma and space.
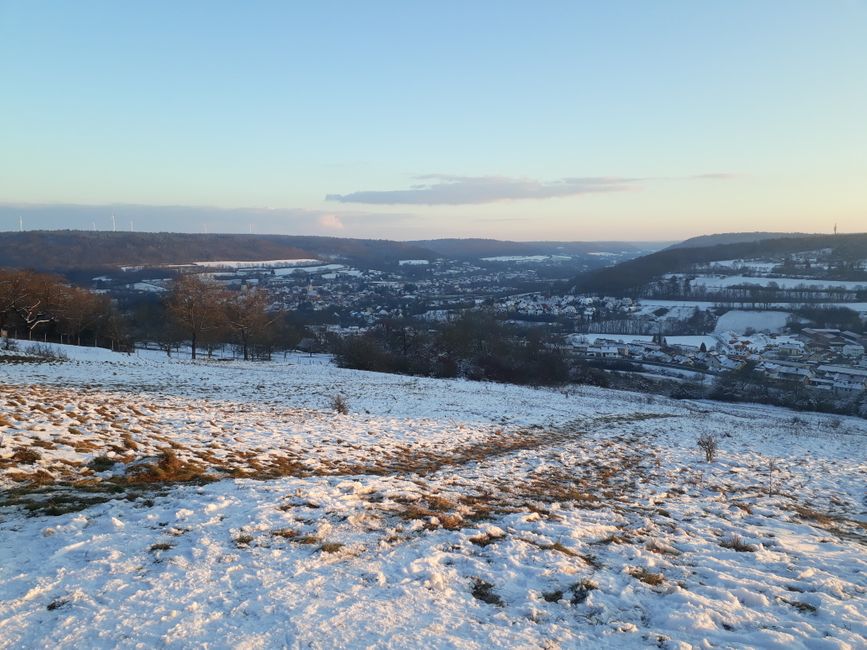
471, 578, 503, 606
319, 542, 344, 553
11, 447, 42, 464
719, 533, 757, 552
629, 567, 664, 586
125, 450, 211, 484
779, 597, 817, 614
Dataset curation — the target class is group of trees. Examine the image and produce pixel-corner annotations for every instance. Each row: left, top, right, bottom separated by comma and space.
0, 269, 122, 348
163, 275, 284, 360
334, 311, 605, 387
1, 269, 299, 360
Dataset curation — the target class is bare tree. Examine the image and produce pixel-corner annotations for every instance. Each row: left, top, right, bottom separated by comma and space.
697, 433, 718, 462
165, 275, 226, 360
223, 288, 277, 361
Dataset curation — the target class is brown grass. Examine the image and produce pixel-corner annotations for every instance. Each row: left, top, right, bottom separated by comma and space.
11, 447, 41, 464
125, 449, 210, 484
629, 567, 664, 586
719, 533, 757, 552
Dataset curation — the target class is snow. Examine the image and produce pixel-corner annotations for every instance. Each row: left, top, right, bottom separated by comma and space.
192, 259, 322, 269
398, 259, 430, 266
714, 310, 791, 334
273, 263, 347, 276
688, 275, 867, 291
708, 260, 779, 273
128, 281, 167, 293
481, 255, 551, 263
1, 344, 865, 648
574, 334, 719, 350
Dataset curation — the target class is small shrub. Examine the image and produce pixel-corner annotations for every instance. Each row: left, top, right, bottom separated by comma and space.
149, 542, 173, 552
330, 394, 349, 415
234, 534, 254, 546
697, 433, 718, 462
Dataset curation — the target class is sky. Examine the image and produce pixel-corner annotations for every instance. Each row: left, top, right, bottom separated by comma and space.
1, 1, 866, 241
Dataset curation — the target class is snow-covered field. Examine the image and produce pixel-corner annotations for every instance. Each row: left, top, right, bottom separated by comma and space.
688, 275, 867, 291
573, 334, 720, 350
713, 310, 792, 334
192, 259, 323, 270
1, 344, 866, 649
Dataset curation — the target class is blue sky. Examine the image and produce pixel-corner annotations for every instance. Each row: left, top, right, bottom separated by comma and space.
1, 1, 866, 240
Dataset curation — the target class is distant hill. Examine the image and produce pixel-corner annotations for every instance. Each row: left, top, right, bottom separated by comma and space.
669, 232, 812, 249
0, 231, 437, 273
574, 233, 867, 295
0, 231, 672, 274
410, 238, 650, 260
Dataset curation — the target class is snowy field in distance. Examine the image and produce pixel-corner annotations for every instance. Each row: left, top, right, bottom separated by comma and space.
1, 343, 865, 649
687, 275, 867, 291
713, 310, 792, 334
193, 259, 322, 269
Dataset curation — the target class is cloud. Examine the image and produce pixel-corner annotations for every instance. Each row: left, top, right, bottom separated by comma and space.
326, 175, 641, 205
326, 172, 741, 206
317, 213, 344, 230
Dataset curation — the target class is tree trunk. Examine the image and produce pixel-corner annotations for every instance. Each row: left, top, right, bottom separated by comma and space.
191, 333, 197, 360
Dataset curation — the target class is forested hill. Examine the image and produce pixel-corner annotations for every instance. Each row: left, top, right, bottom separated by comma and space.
0, 231, 437, 272
409, 238, 645, 260
573, 233, 867, 295
668, 232, 812, 249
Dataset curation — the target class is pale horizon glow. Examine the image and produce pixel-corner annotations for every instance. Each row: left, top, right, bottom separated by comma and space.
1, 2, 866, 240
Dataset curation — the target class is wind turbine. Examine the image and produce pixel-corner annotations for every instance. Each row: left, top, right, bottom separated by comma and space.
111, 213, 117, 232
18, 216, 23, 232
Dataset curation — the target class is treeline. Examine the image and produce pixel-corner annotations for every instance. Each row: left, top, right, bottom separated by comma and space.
1, 269, 305, 359
0, 269, 123, 348
333, 311, 608, 387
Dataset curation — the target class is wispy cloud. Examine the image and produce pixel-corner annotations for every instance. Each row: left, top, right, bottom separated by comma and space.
326, 172, 736, 205
326, 175, 641, 205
